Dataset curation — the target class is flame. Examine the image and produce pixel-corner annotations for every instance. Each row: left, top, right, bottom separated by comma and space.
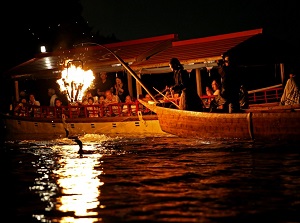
57, 62, 95, 103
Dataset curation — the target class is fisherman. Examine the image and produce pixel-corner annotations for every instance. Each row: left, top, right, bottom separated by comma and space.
168, 58, 204, 111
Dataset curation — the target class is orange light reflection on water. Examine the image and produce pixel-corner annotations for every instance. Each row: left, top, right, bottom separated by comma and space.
53, 145, 104, 221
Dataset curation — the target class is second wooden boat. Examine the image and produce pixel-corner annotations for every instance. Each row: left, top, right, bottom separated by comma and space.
138, 100, 300, 141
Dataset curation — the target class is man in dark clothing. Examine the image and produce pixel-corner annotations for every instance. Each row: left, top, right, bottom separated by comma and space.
211, 54, 241, 113
96, 72, 114, 97
168, 58, 204, 111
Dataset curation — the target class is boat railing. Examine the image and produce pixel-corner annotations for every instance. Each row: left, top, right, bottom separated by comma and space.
11, 85, 284, 118
12, 101, 154, 119
247, 84, 283, 104
199, 84, 283, 106
200, 95, 216, 108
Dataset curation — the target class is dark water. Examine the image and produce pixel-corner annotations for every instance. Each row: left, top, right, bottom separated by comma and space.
2, 134, 300, 223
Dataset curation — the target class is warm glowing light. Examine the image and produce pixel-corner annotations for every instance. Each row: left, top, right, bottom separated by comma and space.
45, 58, 52, 69
41, 46, 46, 53
57, 61, 95, 102
53, 145, 103, 220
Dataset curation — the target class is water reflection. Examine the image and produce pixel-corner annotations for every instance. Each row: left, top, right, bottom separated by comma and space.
55, 146, 103, 219
29, 139, 107, 222
4, 135, 300, 223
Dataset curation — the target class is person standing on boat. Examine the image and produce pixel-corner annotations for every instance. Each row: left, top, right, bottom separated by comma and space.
28, 93, 41, 117
168, 58, 204, 111
96, 72, 114, 97
280, 71, 300, 105
239, 85, 249, 109
213, 54, 241, 113
114, 76, 129, 102
54, 98, 64, 118
48, 88, 58, 106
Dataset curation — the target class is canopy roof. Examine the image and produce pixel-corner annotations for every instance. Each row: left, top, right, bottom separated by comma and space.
4, 28, 263, 80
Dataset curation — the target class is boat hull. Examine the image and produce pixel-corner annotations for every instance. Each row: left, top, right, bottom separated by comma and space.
2, 114, 169, 140
139, 100, 300, 141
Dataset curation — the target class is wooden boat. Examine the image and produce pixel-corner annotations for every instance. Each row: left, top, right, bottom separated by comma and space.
138, 99, 300, 141
1, 33, 294, 141
1, 44, 169, 141
1, 102, 169, 140
1, 82, 290, 141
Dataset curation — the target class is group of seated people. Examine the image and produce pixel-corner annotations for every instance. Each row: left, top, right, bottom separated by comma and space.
49, 89, 146, 118
78, 89, 138, 117
13, 89, 151, 118
14, 92, 41, 117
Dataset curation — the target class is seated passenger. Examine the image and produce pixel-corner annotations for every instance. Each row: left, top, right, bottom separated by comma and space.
28, 93, 41, 117
208, 80, 225, 111
280, 72, 300, 105
98, 95, 105, 117
14, 98, 28, 116
205, 86, 214, 96
104, 90, 121, 116
122, 95, 137, 116
54, 98, 65, 118
87, 97, 99, 117
98, 95, 105, 105
214, 54, 241, 113
82, 90, 94, 102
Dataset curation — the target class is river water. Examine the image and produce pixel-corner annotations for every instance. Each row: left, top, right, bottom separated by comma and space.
2, 134, 300, 223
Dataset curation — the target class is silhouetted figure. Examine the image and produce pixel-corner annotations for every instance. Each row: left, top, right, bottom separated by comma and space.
65, 128, 69, 138
168, 58, 204, 111
74, 138, 83, 154
66, 132, 83, 155
213, 54, 241, 113
280, 71, 300, 105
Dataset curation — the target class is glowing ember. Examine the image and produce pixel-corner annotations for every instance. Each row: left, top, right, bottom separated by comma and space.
57, 63, 95, 103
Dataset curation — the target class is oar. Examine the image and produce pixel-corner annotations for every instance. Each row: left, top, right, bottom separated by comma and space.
153, 87, 180, 109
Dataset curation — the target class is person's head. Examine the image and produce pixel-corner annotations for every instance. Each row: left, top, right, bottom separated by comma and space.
82, 98, 88, 105
169, 58, 183, 71
100, 72, 107, 80
88, 97, 94, 104
125, 95, 132, 103
289, 73, 295, 78
144, 94, 151, 101
99, 95, 105, 103
105, 90, 113, 100
21, 98, 27, 104
20, 90, 27, 98
116, 77, 122, 85
29, 93, 36, 102
211, 80, 220, 91
48, 88, 56, 96
55, 98, 62, 107
85, 90, 93, 98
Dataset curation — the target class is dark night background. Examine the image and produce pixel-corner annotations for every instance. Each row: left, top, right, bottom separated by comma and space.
1, 0, 300, 111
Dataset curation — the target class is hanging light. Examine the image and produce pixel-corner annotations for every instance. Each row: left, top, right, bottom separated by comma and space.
40, 46, 46, 53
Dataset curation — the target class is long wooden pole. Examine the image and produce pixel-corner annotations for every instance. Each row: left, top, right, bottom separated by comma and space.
96, 44, 158, 103
153, 87, 180, 109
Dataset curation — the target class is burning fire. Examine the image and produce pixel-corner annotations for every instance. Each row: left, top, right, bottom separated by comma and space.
57, 61, 95, 103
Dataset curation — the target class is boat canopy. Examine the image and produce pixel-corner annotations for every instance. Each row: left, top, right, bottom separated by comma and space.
3, 29, 263, 80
